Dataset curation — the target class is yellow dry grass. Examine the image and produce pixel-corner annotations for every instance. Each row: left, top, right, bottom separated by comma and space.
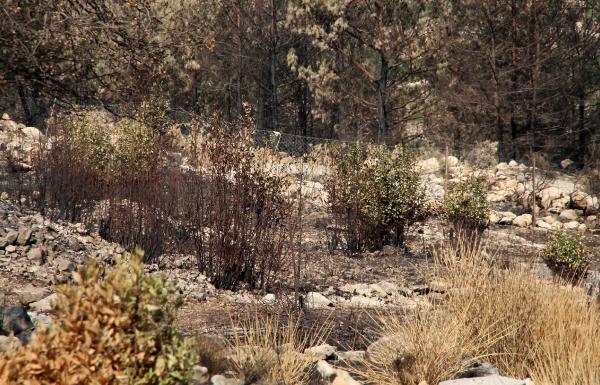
228, 311, 331, 385
354, 237, 599, 385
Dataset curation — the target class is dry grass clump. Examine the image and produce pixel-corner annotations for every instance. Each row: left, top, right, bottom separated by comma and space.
228, 312, 330, 385
433, 240, 600, 384
355, 238, 599, 385
353, 308, 497, 385
0, 251, 196, 385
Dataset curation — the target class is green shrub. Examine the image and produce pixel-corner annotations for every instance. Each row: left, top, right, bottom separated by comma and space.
0, 249, 196, 385
327, 143, 425, 252
443, 177, 490, 244
59, 110, 159, 180
543, 230, 589, 281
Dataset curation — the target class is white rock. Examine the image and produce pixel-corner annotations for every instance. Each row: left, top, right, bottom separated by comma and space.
418, 157, 440, 174
21, 126, 43, 140
563, 221, 580, 230
559, 209, 582, 222
332, 369, 362, 385
536, 220, 553, 230
29, 293, 60, 312
578, 224, 587, 232
498, 212, 517, 225
261, 293, 276, 305
539, 187, 561, 209
316, 360, 337, 379
305, 344, 336, 360
488, 211, 502, 224
305, 292, 333, 309
512, 214, 532, 228
210, 374, 243, 385
446, 156, 459, 167
508, 160, 519, 167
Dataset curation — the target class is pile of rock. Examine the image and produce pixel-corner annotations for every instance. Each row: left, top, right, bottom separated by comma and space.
416, 155, 598, 232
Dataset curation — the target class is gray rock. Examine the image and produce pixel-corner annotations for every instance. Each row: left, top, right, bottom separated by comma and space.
16, 227, 32, 246
336, 350, 366, 362
440, 375, 531, 385
1, 305, 34, 335
54, 257, 75, 272
27, 247, 45, 265
13, 285, 51, 305
458, 360, 500, 378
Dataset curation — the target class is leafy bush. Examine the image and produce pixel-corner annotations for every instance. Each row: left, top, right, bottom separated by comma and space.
35, 113, 296, 290
543, 230, 589, 281
443, 178, 490, 245
327, 144, 425, 253
57, 110, 159, 181
0, 250, 196, 385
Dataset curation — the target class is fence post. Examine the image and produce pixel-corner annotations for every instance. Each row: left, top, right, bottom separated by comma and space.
531, 155, 536, 226
444, 144, 449, 200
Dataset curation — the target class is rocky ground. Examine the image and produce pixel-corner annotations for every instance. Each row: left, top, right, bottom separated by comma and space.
1, 112, 599, 385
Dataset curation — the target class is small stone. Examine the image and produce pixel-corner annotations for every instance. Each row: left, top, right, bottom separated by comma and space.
210, 374, 243, 385
54, 257, 75, 272
508, 160, 518, 167
1, 113, 9, 120
27, 247, 45, 265
5, 245, 16, 253
6, 230, 18, 245
262, 293, 276, 305
16, 228, 32, 246
560, 159, 574, 169
68, 237, 81, 252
